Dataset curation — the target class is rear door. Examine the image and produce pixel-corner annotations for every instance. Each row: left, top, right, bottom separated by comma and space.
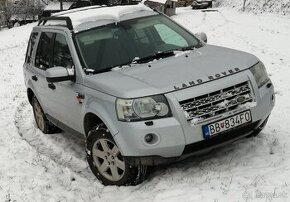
24, 31, 39, 96
29, 32, 55, 115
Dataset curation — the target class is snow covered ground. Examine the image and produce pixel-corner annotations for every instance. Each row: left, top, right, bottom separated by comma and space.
0, 7, 290, 202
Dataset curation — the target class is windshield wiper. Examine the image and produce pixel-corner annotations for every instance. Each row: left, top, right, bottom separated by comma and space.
84, 60, 136, 74
84, 68, 112, 74
134, 47, 198, 64
135, 50, 175, 64
179, 45, 196, 51
84, 45, 201, 74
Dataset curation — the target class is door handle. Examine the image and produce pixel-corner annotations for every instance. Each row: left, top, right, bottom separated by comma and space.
48, 83, 56, 90
32, 75, 38, 81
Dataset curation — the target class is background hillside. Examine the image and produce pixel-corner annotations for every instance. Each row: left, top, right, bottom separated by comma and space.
215, 0, 290, 15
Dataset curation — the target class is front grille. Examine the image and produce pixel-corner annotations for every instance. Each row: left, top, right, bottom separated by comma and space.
180, 81, 254, 123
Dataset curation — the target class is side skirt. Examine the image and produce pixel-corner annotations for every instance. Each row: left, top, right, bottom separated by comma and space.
46, 114, 85, 139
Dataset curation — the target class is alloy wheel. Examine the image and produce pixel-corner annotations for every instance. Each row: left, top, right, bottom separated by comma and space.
92, 139, 125, 181
34, 101, 45, 131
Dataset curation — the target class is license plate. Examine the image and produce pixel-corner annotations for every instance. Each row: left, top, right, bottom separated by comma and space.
202, 110, 252, 138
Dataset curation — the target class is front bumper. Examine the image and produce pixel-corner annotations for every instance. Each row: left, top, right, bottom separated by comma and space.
113, 71, 275, 166
126, 119, 264, 166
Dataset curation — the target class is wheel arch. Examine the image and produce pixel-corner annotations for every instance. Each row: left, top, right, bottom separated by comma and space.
27, 88, 35, 104
83, 111, 118, 137
84, 112, 104, 136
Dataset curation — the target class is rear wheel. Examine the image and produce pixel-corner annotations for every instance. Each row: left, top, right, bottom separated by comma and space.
86, 125, 147, 186
31, 96, 60, 134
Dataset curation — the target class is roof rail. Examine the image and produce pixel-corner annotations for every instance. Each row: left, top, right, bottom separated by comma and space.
38, 16, 73, 30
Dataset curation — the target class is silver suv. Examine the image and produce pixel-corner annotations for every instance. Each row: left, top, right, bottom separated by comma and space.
23, 4, 275, 186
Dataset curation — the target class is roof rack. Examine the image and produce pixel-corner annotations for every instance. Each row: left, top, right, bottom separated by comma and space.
52, 3, 139, 17
38, 16, 73, 30
52, 5, 103, 17
37, 3, 144, 31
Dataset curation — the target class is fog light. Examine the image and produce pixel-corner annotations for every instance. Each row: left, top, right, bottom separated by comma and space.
145, 134, 154, 143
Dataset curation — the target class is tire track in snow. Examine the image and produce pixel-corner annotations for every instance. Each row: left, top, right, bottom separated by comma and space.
13, 97, 282, 200
14, 99, 95, 180
173, 10, 207, 30
198, 9, 232, 31
205, 10, 231, 31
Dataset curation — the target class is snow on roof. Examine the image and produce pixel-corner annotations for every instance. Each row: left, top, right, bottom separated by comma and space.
53, 5, 102, 16
44, 2, 74, 11
57, 4, 152, 31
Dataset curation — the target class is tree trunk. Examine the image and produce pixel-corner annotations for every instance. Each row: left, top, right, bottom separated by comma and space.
242, 0, 247, 11
281, 0, 283, 13
60, 0, 63, 10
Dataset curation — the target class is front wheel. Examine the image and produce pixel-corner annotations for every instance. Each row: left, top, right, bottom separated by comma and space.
86, 126, 147, 186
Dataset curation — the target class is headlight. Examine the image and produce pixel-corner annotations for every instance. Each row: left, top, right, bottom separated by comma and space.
116, 95, 171, 122
250, 61, 269, 88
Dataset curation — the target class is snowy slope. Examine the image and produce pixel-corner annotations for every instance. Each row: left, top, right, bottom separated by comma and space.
215, 0, 290, 15
0, 7, 290, 202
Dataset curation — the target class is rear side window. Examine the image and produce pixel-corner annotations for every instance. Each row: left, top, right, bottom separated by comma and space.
35, 32, 54, 69
53, 33, 74, 68
25, 32, 38, 64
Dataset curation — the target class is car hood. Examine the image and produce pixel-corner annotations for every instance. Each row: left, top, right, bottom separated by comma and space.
84, 45, 259, 98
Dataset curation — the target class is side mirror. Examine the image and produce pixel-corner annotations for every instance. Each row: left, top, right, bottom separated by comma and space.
46, 66, 73, 83
195, 32, 208, 43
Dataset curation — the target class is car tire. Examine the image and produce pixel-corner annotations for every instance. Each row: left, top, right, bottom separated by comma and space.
31, 96, 61, 134
86, 125, 147, 186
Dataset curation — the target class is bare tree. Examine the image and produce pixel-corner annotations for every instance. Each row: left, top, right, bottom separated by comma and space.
2, 0, 44, 27
0, 1, 16, 27
242, 0, 247, 11
15, 0, 43, 20
263, 0, 270, 10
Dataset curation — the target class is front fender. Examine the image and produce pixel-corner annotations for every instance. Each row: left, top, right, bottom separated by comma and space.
83, 96, 119, 136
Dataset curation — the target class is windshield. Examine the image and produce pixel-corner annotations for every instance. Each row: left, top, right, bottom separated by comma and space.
75, 14, 202, 73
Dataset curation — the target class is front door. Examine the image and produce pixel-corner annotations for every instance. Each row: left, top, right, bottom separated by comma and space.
45, 32, 83, 133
